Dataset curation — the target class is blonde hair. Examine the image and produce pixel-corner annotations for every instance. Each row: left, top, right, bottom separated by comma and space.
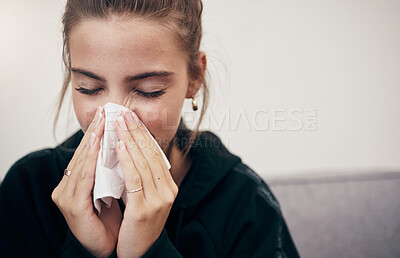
53, 0, 209, 158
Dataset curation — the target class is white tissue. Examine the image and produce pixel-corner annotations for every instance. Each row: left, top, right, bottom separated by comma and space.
93, 102, 171, 214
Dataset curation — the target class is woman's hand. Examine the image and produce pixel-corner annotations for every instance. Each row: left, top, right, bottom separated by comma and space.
114, 110, 179, 258
52, 106, 122, 257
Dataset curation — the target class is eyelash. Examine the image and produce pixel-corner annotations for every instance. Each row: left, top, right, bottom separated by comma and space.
74, 87, 166, 99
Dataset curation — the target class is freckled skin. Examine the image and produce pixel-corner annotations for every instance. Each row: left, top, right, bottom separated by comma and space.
70, 17, 200, 152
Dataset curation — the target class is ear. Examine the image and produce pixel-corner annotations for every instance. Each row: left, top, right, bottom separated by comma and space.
186, 51, 207, 98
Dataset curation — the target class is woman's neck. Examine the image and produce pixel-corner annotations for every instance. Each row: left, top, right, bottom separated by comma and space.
167, 144, 192, 187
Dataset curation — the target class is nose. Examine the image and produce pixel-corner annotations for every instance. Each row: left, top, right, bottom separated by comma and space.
105, 91, 134, 109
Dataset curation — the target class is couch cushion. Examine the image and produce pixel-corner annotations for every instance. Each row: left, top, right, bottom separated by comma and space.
268, 171, 400, 258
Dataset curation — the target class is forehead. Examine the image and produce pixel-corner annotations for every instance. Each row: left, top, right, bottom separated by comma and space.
69, 18, 184, 71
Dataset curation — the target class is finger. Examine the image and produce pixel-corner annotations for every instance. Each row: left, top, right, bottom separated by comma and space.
115, 140, 145, 206
123, 110, 175, 192
63, 106, 105, 197
115, 115, 158, 199
120, 111, 176, 202
67, 106, 104, 174
91, 106, 106, 137
75, 132, 100, 202
62, 140, 89, 198
122, 111, 166, 185
76, 105, 106, 196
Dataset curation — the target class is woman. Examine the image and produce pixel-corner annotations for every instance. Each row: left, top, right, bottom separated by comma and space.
0, 0, 299, 257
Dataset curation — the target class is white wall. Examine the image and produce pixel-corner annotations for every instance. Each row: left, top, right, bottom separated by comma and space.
1, 0, 399, 181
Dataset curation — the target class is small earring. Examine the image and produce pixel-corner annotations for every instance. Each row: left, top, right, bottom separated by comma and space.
191, 96, 198, 111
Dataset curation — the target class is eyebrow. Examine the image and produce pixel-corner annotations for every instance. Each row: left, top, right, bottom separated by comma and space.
71, 68, 174, 83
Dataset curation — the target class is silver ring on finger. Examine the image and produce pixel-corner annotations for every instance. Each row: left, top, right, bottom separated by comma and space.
64, 169, 71, 177
126, 186, 143, 193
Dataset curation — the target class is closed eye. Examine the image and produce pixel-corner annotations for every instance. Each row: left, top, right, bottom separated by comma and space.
75, 87, 103, 95
136, 89, 166, 98
74, 87, 166, 99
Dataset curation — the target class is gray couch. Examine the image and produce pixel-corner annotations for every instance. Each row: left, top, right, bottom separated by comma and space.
268, 171, 400, 258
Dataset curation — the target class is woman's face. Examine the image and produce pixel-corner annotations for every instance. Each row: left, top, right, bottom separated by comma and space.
69, 17, 199, 150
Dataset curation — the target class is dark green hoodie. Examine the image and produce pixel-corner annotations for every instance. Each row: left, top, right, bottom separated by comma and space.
0, 127, 299, 257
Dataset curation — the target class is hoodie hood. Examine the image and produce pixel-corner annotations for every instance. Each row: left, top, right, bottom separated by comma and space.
168, 129, 242, 247
172, 130, 241, 209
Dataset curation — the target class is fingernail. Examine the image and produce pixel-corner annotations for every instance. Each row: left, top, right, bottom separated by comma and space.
117, 140, 126, 151
95, 107, 100, 119
96, 106, 103, 128
95, 106, 103, 128
117, 115, 128, 130
130, 111, 141, 127
90, 132, 96, 147
91, 107, 99, 124
124, 110, 133, 122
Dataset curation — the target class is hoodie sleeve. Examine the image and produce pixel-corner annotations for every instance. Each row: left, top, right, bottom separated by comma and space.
248, 210, 300, 258
0, 158, 58, 257
60, 228, 117, 258
61, 227, 182, 257
141, 228, 183, 257
0, 172, 33, 257
224, 188, 299, 257
250, 186, 299, 257
0, 154, 116, 258
224, 164, 300, 258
